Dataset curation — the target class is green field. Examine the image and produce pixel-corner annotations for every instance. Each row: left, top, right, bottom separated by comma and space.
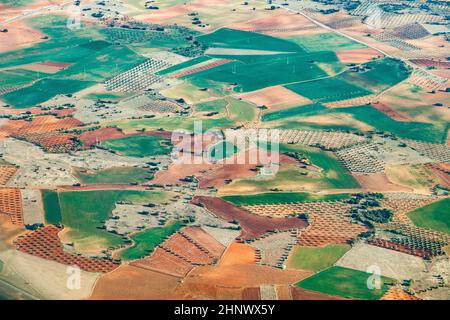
222, 192, 350, 206
0, 15, 146, 108
195, 99, 229, 114
289, 33, 367, 52
119, 221, 183, 261
73, 167, 154, 185
279, 144, 360, 189
2, 79, 94, 108
285, 77, 371, 103
197, 28, 304, 52
262, 103, 326, 122
156, 56, 212, 75
226, 97, 257, 122
42, 190, 172, 252
41, 190, 62, 225
208, 141, 239, 161
296, 266, 392, 300
287, 244, 350, 272
0, 69, 42, 88
115, 116, 235, 133
407, 198, 450, 235
100, 135, 173, 157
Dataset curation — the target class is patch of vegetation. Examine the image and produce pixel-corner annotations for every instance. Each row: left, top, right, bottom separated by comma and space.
296, 266, 393, 300
41, 190, 62, 225
100, 135, 173, 157
408, 198, 450, 235
73, 167, 154, 185
288, 244, 350, 271
222, 192, 350, 206
44, 190, 171, 252
119, 221, 183, 261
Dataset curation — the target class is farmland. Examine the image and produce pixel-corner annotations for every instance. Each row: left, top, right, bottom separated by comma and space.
1, 0, 449, 302
296, 266, 393, 300
408, 198, 450, 235
100, 135, 173, 157
119, 221, 183, 261
42, 190, 172, 253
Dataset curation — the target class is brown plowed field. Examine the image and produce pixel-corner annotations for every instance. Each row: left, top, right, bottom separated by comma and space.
368, 238, 434, 258
90, 265, 185, 300
381, 288, 420, 300
161, 232, 216, 265
192, 196, 308, 240
298, 212, 367, 247
181, 226, 226, 259
12, 131, 78, 153
372, 102, 411, 121
79, 127, 125, 148
0, 187, 23, 225
239, 86, 312, 111
410, 59, 450, 69
241, 287, 261, 300
14, 225, 119, 273
172, 59, 231, 78
336, 48, 383, 64
291, 287, 352, 300
130, 247, 194, 278
353, 172, 412, 192
0, 165, 17, 185
426, 163, 450, 187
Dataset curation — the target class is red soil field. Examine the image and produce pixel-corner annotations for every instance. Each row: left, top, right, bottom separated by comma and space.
291, 287, 351, 300
13, 131, 78, 153
426, 163, 450, 187
0, 187, 23, 225
353, 172, 412, 192
90, 265, 185, 300
368, 238, 436, 258
336, 48, 383, 64
410, 59, 450, 69
372, 102, 411, 121
79, 127, 125, 148
171, 59, 232, 78
0, 165, 17, 185
191, 196, 308, 240
241, 287, 261, 300
298, 212, 367, 247
130, 227, 226, 278
381, 288, 420, 300
14, 225, 119, 273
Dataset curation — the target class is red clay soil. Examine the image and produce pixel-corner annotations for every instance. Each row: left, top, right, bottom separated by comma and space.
171, 59, 232, 78
372, 102, 411, 121
368, 238, 436, 258
191, 196, 308, 240
13, 131, 78, 153
0, 165, 18, 185
14, 225, 119, 273
353, 172, 412, 192
298, 212, 367, 247
426, 163, 450, 187
79, 127, 125, 148
130, 227, 226, 278
241, 287, 261, 300
89, 265, 186, 300
336, 48, 383, 64
291, 287, 352, 300
0, 187, 23, 225
410, 59, 450, 69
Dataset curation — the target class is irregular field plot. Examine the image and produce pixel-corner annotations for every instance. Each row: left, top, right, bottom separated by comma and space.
222, 192, 350, 206
296, 266, 392, 300
119, 221, 183, 261
407, 198, 450, 235
74, 167, 154, 185
100, 135, 172, 157
287, 244, 350, 272
42, 190, 172, 253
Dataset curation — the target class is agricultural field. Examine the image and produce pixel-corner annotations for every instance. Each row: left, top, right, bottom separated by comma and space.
0, 0, 449, 303
296, 266, 393, 300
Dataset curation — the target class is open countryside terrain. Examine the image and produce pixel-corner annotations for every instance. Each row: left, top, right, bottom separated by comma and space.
0, 0, 449, 302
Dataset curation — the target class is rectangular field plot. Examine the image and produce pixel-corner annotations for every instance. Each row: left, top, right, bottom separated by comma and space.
296, 266, 393, 300
288, 33, 367, 52
407, 198, 450, 235
285, 78, 371, 103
